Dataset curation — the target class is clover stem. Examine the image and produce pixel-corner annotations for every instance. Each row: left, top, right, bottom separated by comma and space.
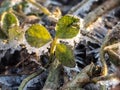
26, 0, 51, 15
50, 37, 58, 55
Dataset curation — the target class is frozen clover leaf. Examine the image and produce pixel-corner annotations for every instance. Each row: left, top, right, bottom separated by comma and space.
1, 12, 19, 34
9, 26, 24, 41
25, 24, 52, 48
55, 15, 80, 39
55, 43, 76, 67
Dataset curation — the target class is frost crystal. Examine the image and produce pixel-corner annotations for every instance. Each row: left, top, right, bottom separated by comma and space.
0, 40, 21, 59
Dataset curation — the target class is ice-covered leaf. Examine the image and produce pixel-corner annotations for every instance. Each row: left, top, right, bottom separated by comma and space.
1, 12, 19, 33
8, 26, 24, 41
55, 15, 80, 39
55, 43, 76, 67
25, 24, 52, 48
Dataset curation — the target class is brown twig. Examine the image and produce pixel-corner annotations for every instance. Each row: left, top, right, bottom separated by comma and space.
68, 0, 89, 14
43, 58, 61, 90
62, 63, 95, 90
26, 0, 51, 15
83, 0, 120, 28
92, 73, 118, 82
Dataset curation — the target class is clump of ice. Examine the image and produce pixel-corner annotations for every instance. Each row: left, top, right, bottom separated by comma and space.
98, 78, 120, 90
23, 3, 40, 15
64, 64, 80, 80
72, 0, 98, 17
10, 0, 22, 6
0, 40, 21, 59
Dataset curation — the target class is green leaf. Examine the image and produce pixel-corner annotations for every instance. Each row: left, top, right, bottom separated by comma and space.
25, 24, 52, 48
55, 15, 80, 39
1, 12, 19, 33
55, 43, 76, 67
8, 26, 24, 41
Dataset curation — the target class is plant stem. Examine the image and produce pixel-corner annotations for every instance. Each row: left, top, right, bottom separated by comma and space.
50, 37, 58, 55
92, 73, 118, 82
83, 0, 120, 28
43, 58, 61, 90
100, 30, 111, 76
26, 0, 51, 15
68, 0, 88, 14
18, 67, 46, 90
62, 63, 95, 90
